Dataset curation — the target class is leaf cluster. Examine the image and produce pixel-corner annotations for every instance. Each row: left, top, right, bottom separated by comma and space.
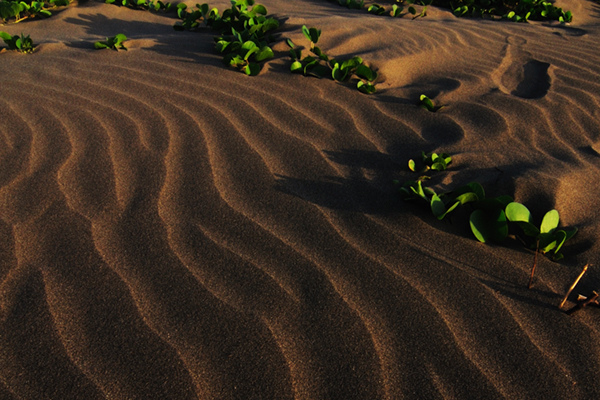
0, 0, 70, 24
368, 0, 431, 19
408, 151, 451, 172
399, 152, 577, 260
335, 0, 364, 9
0, 30, 34, 53
174, 1, 278, 76
286, 26, 378, 94
328, 0, 572, 23
440, 0, 572, 23
105, 0, 172, 12
94, 33, 128, 51
505, 203, 577, 260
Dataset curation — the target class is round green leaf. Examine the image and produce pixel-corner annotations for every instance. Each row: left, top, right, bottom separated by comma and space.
505, 202, 532, 223
245, 62, 260, 76
469, 209, 508, 243
430, 194, 446, 219
254, 46, 274, 62
540, 209, 559, 234
357, 81, 376, 94
290, 60, 303, 72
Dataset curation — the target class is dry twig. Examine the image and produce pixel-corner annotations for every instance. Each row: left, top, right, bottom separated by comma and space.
559, 264, 590, 309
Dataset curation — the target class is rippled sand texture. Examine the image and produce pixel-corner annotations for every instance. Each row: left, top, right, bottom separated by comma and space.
1, 0, 600, 398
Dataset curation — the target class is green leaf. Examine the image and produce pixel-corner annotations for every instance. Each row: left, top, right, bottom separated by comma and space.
285, 38, 295, 48
470, 209, 508, 243
538, 232, 558, 253
515, 221, 541, 237
332, 63, 348, 81
419, 94, 435, 111
455, 192, 478, 205
290, 60, 303, 72
0, 31, 11, 42
252, 4, 266, 15
540, 209, 559, 234
431, 194, 446, 219
355, 64, 377, 82
408, 159, 416, 172
245, 62, 260, 76
254, 46, 274, 62
357, 81, 376, 94
505, 202, 532, 223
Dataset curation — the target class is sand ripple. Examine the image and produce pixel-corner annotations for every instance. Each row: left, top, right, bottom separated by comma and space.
1, 1, 600, 398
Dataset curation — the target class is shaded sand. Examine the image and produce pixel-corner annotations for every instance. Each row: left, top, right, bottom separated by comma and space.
1, 0, 600, 398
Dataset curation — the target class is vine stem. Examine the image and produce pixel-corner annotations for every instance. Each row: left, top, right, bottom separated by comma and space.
527, 240, 539, 289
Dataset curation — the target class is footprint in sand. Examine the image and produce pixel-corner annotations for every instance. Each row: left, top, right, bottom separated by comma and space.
492, 36, 552, 99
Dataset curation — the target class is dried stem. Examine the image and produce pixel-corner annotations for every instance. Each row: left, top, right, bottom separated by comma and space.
566, 291, 599, 316
559, 264, 589, 309
527, 240, 539, 289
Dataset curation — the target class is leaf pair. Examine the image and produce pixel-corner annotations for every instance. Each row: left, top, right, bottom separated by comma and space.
94, 34, 127, 51
505, 202, 577, 260
288, 27, 378, 94
219, 39, 274, 76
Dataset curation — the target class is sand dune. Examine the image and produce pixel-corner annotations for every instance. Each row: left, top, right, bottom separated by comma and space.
1, 0, 600, 398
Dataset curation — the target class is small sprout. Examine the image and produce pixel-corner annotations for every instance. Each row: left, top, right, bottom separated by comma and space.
408, 159, 416, 172
419, 94, 443, 112
367, 4, 386, 15
505, 202, 577, 288
0, 31, 35, 54
290, 26, 377, 94
391, 4, 403, 17
94, 34, 128, 51
357, 81, 376, 94
409, 151, 452, 172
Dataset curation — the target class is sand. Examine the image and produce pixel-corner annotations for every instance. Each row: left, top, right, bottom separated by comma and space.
1, 0, 600, 398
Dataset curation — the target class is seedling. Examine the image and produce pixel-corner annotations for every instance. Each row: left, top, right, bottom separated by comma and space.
287, 26, 378, 94
94, 34, 128, 51
367, 4, 386, 15
105, 0, 172, 12
505, 202, 577, 288
0, 0, 71, 24
174, 1, 278, 76
419, 94, 443, 112
409, 151, 452, 172
0, 31, 35, 53
336, 0, 364, 9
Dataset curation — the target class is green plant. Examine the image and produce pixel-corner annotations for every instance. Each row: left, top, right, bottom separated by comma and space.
105, 0, 172, 12
505, 202, 577, 288
419, 94, 443, 112
0, 0, 70, 23
0, 31, 35, 53
409, 151, 452, 172
441, 0, 572, 23
335, 0, 364, 10
94, 34, 128, 51
287, 26, 378, 94
505, 202, 577, 260
174, 1, 278, 76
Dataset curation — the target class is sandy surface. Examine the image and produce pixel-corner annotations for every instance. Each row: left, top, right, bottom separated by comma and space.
1, 0, 600, 398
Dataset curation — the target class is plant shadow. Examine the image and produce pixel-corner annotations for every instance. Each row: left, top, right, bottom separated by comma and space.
63, 9, 221, 64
